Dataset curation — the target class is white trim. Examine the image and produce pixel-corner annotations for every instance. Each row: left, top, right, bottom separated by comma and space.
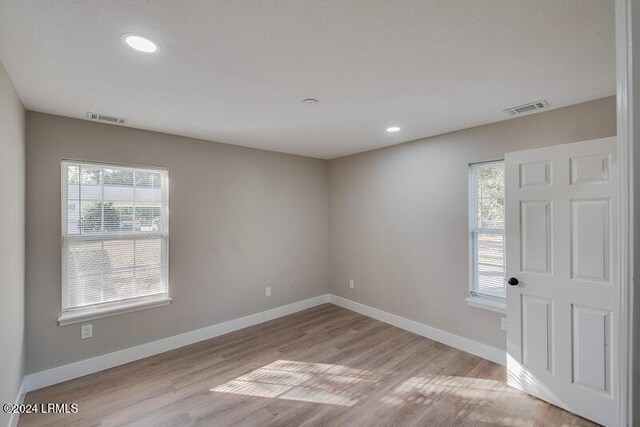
61, 158, 169, 172
58, 295, 173, 326
328, 294, 506, 366
615, 0, 633, 425
25, 293, 509, 393
25, 294, 330, 392
8, 379, 26, 427
465, 296, 506, 314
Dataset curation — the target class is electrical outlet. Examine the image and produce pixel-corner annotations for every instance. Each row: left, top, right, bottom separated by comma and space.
265, 286, 272, 297
500, 317, 507, 331
349, 279, 355, 289
289, 281, 294, 291
81, 324, 93, 339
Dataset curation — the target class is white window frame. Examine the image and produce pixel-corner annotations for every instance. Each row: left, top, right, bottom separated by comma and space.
58, 160, 171, 326
466, 160, 506, 313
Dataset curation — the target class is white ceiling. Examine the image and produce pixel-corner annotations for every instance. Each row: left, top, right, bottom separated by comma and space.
0, 0, 615, 159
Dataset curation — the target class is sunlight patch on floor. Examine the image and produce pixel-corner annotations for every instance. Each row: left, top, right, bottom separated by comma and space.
377, 374, 539, 425
210, 360, 377, 407
464, 412, 538, 427
389, 374, 519, 405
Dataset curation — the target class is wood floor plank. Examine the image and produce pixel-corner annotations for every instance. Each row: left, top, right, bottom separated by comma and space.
19, 304, 596, 426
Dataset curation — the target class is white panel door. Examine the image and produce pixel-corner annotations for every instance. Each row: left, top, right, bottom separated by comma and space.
505, 137, 618, 426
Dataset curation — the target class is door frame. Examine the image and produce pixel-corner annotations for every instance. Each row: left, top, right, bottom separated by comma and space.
614, 0, 633, 424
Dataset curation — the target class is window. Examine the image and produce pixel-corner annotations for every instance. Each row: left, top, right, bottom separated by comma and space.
468, 161, 506, 311
59, 161, 169, 325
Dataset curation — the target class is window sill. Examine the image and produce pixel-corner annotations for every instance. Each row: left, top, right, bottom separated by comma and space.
58, 295, 172, 326
465, 296, 506, 314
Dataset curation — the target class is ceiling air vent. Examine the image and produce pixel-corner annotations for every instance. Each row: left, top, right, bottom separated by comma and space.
86, 112, 129, 125
503, 100, 550, 116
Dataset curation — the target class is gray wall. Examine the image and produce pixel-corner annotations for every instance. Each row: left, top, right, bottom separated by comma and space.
26, 112, 330, 373
24, 96, 616, 375
0, 61, 25, 425
328, 97, 616, 351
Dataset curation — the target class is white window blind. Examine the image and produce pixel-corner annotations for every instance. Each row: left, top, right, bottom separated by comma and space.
61, 161, 169, 314
469, 161, 505, 301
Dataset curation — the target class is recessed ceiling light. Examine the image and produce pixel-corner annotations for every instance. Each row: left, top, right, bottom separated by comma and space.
122, 34, 159, 53
302, 98, 319, 105
386, 126, 401, 132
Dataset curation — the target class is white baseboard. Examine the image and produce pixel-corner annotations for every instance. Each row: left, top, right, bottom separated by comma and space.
8, 379, 25, 427
328, 294, 506, 366
24, 294, 330, 393
23, 293, 505, 394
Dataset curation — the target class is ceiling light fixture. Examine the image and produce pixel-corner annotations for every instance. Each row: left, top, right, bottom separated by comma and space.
122, 34, 159, 53
302, 98, 319, 105
386, 126, 401, 132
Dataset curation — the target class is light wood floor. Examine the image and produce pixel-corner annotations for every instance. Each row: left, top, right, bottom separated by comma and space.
20, 304, 596, 427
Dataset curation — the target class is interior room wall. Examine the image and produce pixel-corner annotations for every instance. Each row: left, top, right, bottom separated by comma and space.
25, 112, 330, 373
328, 96, 616, 351
24, 96, 617, 377
0, 60, 26, 425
